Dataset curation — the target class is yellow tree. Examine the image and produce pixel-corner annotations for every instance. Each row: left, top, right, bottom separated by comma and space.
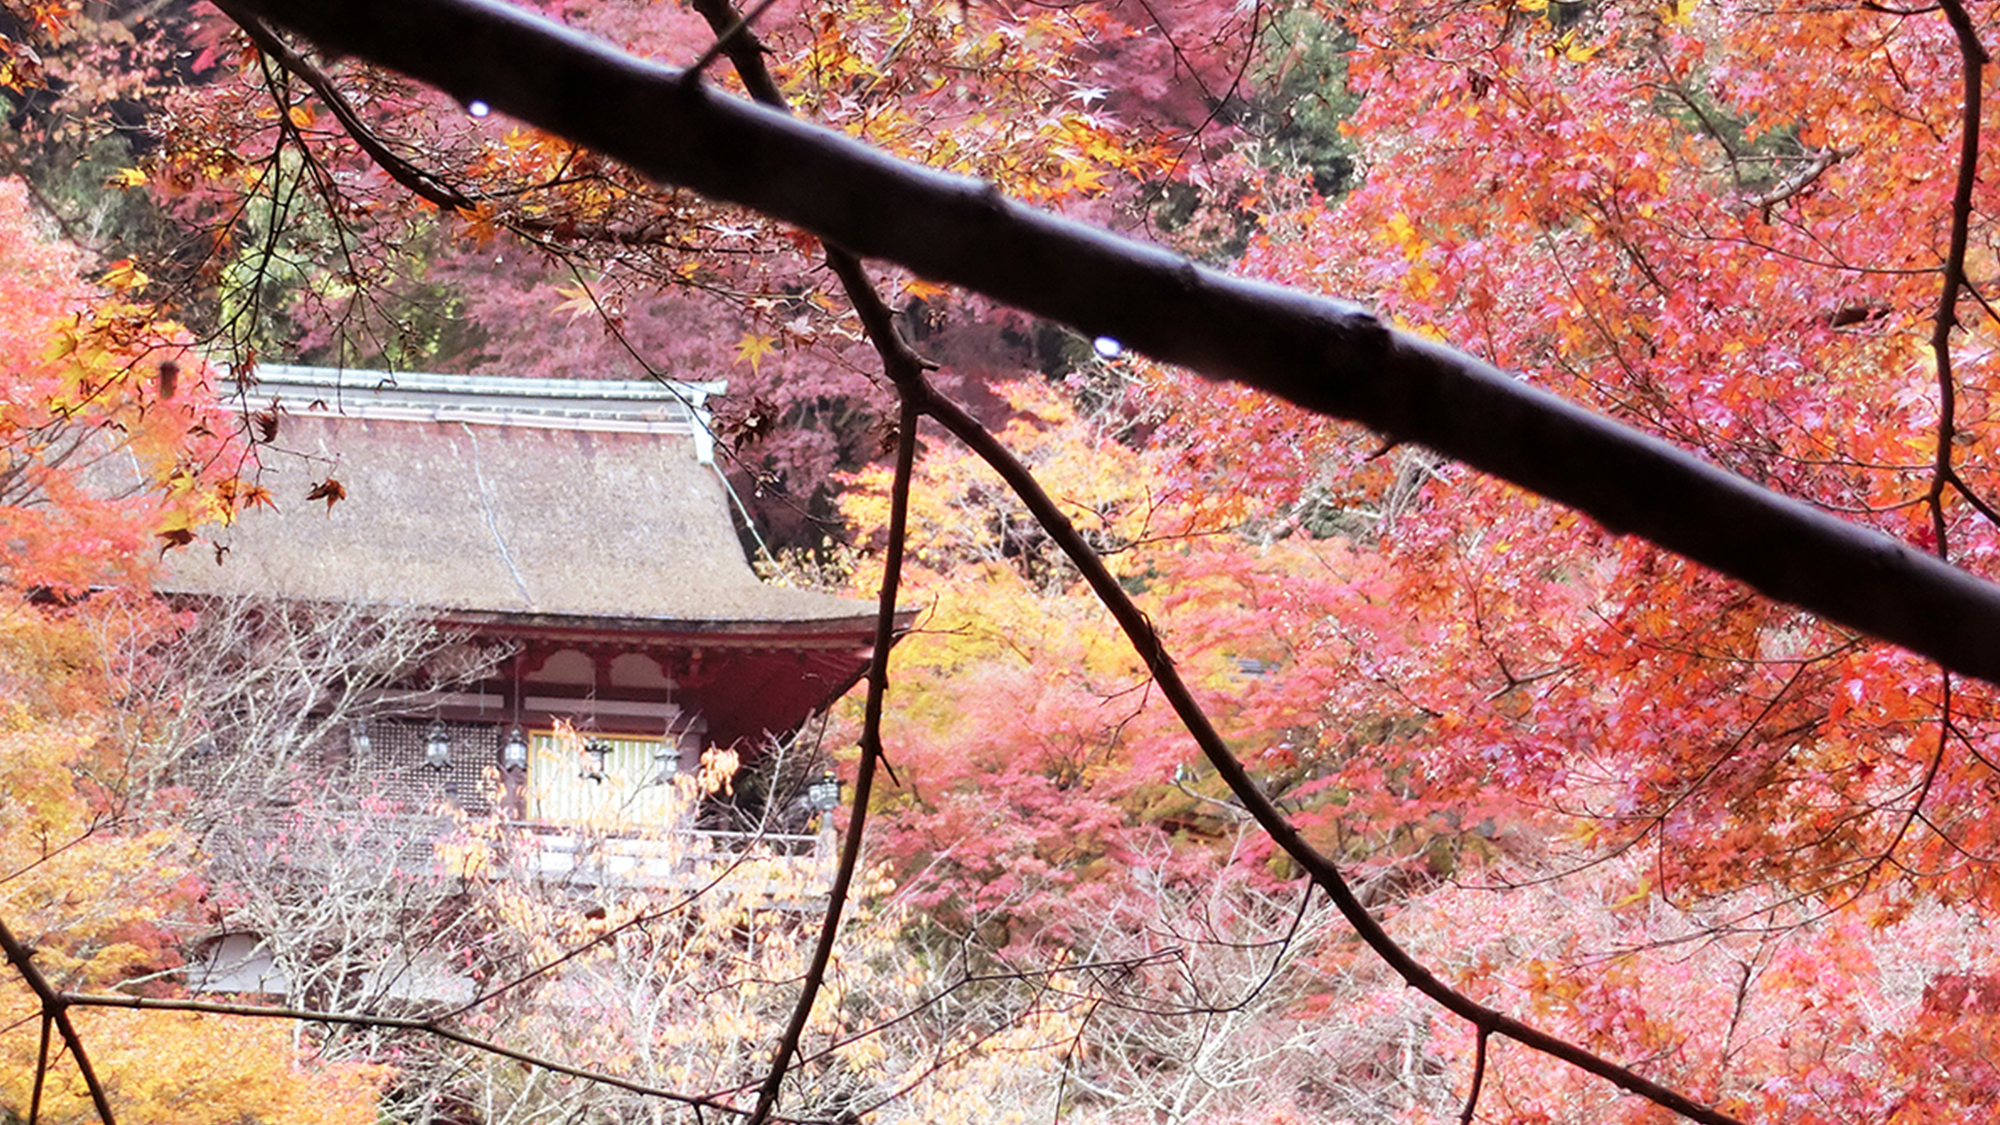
0, 595, 385, 1125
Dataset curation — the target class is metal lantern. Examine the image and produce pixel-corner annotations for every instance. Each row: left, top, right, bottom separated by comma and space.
582, 738, 611, 782
424, 719, 452, 771
350, 721, 372, 757
500, 726, 530, 773
807, 770, 842, 813
650, 743, 679, 786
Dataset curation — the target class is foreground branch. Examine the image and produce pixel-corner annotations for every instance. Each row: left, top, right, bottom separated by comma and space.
0, 917, 119, 1125
57, 991, 762, 1119
217, 0, 2000, 686
1927, 0, 1989, 556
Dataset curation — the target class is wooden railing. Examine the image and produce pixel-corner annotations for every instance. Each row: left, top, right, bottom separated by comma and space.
510, 821, 834, 893
212, 807, 835, 894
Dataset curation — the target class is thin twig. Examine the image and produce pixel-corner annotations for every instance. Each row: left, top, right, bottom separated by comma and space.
434, 840, 781, 1019
220, 6, 476, 212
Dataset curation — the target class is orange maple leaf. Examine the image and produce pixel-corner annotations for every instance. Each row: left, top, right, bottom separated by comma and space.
99, 259, 149, 293
457, 201, 502, 247
306, 477, 346, 512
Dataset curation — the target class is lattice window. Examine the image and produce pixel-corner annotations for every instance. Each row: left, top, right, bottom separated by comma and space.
360, 718, 496, 816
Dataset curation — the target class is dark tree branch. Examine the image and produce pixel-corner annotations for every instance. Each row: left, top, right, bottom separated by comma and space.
29, 1013, 52, 1125
742, 389, 917, 1125
1461, 1027, 1490, 1125
56, 991, 766, 1119
228, 10, 475, 212
1927, 0, 1987, 562
233, 9, 723, 252
1910, 0, 1988, 910
1947, 467, 2000, 529
674, 8, 925, 1120
214, 0, 2000, 688
0, 918, 119, 1125
681, 0, 787, 88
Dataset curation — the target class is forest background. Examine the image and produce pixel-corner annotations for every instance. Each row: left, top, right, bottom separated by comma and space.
5, 0, 2000, 1122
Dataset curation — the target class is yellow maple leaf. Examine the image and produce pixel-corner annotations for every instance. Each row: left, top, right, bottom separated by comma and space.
1063, 161, 1108, 195
734, 331, 779, 374
1406, 261, 1441, 300
287, 103, 316, 128
106, 166, 147, 189
552, 283, 598, 322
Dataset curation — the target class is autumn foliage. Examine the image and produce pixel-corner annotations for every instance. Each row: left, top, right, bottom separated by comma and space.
0, 591, 384, 1125
12, 0, 2000, 1123
0, 175, 366, 1124
835, 2, 2000, 1117
0, 181, 241, 591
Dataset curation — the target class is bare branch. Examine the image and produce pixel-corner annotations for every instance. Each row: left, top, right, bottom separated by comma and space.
228, 11, 474, 212
214, 0, 2000, 688
1461, 1028, 1490, 1125
0, 917, 119, 1125
55, 990, 769, 1120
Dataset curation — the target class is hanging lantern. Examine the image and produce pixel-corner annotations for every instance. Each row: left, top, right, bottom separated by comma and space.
651, 743, 678, 786
807, 769, 842, 813
424, 719, 452, 771
582, 738, 611, 782
500, 726, 530, 773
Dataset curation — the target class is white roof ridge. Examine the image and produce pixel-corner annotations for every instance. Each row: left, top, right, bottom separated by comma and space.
228, 365, 727, 457
235, 364, 727, 407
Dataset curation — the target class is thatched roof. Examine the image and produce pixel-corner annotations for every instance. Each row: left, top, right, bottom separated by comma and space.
163, 367, 874, 631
